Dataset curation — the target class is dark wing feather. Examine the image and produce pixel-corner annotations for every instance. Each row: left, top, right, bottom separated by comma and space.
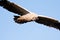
0, 0, 29, 15
35, 16, 60, 30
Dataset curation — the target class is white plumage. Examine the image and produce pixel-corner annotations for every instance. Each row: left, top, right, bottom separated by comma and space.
0, 0, 60, 30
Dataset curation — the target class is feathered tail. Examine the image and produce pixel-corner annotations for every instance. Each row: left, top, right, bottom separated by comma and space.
35, 16, 60, 30
14, 16, 28, 24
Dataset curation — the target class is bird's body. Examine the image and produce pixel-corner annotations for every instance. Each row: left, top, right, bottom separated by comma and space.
15, 13, 38, 23
0, 0, 60, 30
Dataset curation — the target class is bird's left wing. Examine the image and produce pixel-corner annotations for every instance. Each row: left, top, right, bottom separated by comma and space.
35, 15, 60, 30
0, 0, 30, 15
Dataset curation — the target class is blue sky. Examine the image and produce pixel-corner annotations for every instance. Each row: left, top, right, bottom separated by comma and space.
0, 0, 60, 40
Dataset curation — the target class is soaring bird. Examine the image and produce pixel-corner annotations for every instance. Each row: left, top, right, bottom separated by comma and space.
0, 0, 60, 30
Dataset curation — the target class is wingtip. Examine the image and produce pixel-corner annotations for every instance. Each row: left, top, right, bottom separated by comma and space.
0, 0, 8, 6
35, 16, 60, 30
54, 23, 60, 30
0, 0, 8, 1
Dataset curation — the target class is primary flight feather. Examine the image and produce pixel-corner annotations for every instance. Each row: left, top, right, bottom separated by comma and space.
0, 0, 60, 30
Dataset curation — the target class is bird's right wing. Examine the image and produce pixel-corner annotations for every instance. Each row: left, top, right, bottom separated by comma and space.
35, 15, 60, 30
0, 0, 30, 15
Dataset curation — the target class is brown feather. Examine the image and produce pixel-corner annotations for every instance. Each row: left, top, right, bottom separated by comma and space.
35, 16, 60, 30
0, 0, 29, 15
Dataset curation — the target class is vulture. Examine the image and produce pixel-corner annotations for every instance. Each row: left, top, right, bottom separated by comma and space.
0, 0, 60, 30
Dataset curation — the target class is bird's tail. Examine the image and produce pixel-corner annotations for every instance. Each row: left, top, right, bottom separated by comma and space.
14, 16, 20, 23
35, 16, 60, 30
13, 15, 30, 24
0, 0, 8, 6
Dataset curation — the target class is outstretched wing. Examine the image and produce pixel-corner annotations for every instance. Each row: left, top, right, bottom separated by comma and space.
0, 0, 30, 15
35, 15, 60, 30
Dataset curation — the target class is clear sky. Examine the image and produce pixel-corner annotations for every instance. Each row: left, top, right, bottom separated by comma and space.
0, 0, 60, 40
